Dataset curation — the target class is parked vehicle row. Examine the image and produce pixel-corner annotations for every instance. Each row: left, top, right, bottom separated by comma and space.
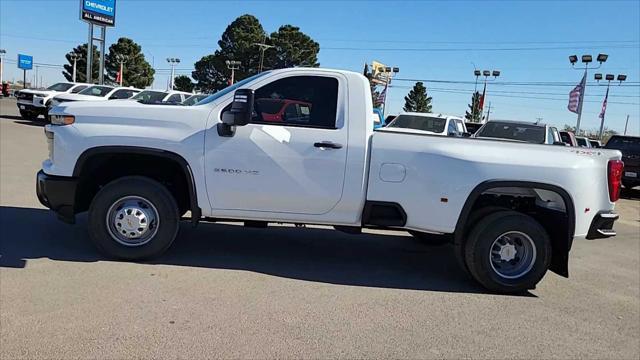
15, 82, 213, 121
38, 67, 623, 294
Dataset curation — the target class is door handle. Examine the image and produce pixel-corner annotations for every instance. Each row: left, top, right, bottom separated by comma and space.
314, 141, 343, 149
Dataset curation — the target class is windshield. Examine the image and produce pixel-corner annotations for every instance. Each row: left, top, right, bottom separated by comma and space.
605, 136, 640, 153
576, 137, 589, 147
78, 85, 114, 97
182, 94, 208, 106
132, 90, 168, 102
387, 114, 447, 133
47, 83, 74, 92
197, 71, 271, 106
476, 122, 545, 143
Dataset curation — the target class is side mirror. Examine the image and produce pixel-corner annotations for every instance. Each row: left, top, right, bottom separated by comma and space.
462, 132, 472, 138
218, 89, 254, 137
221, 89, 254, 126
553, 141, 567, 146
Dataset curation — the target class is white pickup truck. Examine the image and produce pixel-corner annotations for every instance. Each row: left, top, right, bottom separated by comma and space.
38, 68, 623, 293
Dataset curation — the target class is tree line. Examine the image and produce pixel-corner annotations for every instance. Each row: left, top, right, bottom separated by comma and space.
61, 14, 320, 92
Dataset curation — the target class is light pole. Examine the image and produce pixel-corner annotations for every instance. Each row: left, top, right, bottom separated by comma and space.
594, 73, 626, 139
569, 53, 607, 135
0, 49, 6, 87
473, 69, 500, 122
380, 66, 399, 117
225, 60, 241, 84
115, 54, 128, 86
68, 52, 81, 82
166, 58, 180, 90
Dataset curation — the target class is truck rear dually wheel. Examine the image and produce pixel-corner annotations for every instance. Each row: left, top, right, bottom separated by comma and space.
464, 211, 551, 293
88, 176, 180, 260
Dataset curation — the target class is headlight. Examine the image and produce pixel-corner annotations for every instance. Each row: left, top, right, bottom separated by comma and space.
49, 115, 75, 125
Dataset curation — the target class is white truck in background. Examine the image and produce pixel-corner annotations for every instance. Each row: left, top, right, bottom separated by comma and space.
38, 68, 623, 293
15, 82, 90, 120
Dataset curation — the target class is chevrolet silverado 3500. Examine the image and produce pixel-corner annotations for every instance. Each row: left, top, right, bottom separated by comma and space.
38, 68, 623, 293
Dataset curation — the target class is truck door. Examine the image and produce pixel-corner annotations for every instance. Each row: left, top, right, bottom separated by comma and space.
205, 74, 348, 215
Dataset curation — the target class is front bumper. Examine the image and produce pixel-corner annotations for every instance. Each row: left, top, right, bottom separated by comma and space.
36, 170, 77, 223
585, 211, 618, 239
17, 102, 47, 115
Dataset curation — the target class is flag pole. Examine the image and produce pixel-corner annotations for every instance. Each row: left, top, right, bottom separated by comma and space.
575, 66, 588, 135
598, 81, 610, 140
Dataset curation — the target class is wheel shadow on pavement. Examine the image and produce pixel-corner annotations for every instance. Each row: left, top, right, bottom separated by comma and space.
0, 115, 46, 127
0, 206, 528, 295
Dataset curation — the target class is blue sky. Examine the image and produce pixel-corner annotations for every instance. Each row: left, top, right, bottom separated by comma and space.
1, 0, 639, 135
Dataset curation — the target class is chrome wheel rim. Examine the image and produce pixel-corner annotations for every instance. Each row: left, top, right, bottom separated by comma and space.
489, 231, 537, 279
106, 196, 159, 247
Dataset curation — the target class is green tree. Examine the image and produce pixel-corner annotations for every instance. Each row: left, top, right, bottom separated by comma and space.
464, 91, 483, 122
266, 25, 319, 69
173, 75, 194, 93
105, 37, 155, 88
403, 82, 432, 113
192, 14, 267, 91
62, 43, 100, 83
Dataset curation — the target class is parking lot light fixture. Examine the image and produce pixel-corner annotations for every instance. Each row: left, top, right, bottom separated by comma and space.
569, 55, 578, 65
597, 53, 608, 63
581, 55, 593, 63
482, 70, 491, 77
617, 74, 627, 82
166, 58, 181, 90
605, 74, 615, 81
492, 70, 500, 77
594, 73, 603, 81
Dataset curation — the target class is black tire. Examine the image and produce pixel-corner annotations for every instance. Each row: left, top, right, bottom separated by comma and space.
19, 110, 33, 120
88, 176, 180, 260
408, 230, 450, 246
464, 211, 551, 294
454, 206, 508, 275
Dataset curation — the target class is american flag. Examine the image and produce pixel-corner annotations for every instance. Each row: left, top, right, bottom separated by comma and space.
599, 86, 609, 119
375, 86, 387, 106
568, 73, 586, 113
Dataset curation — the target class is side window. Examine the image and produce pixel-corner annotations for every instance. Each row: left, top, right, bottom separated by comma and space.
447, 121, 457, 136
166, 94, 182, 103
546, 127, 555, 144
71, 85, 87, 93
455, 120, 465, 134
252, 76, 338, 129
109, 89, 132, 99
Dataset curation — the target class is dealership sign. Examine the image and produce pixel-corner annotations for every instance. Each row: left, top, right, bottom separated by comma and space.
80, 0, 116, 26
17, 54, 33, 70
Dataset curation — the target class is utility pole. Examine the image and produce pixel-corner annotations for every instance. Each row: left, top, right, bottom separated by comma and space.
254, 38, 274, 73
624, 115, 629, 135
69, 53, 80, 82
166, 58, 180, 90
485, 102, 492, 122
0, 49, 6, 87
225, 60, 241, 84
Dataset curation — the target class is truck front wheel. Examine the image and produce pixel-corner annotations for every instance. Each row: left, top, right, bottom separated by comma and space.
464, 211, 551, 294
88, 176, 180, 260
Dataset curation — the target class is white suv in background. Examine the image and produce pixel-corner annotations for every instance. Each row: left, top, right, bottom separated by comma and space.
382, 112, 469, 137
130, 90, 192, 104
50, 85, 141, 108
16, 82, 90, 120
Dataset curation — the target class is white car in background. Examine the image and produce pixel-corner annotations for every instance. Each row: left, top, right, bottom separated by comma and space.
131, 89, 192, 104
50, 86, 141, 108
381, 112, 469, 137
16, 82, 91, 120
182, 93, 210, 106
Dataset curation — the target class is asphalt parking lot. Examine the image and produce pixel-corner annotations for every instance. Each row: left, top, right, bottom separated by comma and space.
1, 97, 638, 359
